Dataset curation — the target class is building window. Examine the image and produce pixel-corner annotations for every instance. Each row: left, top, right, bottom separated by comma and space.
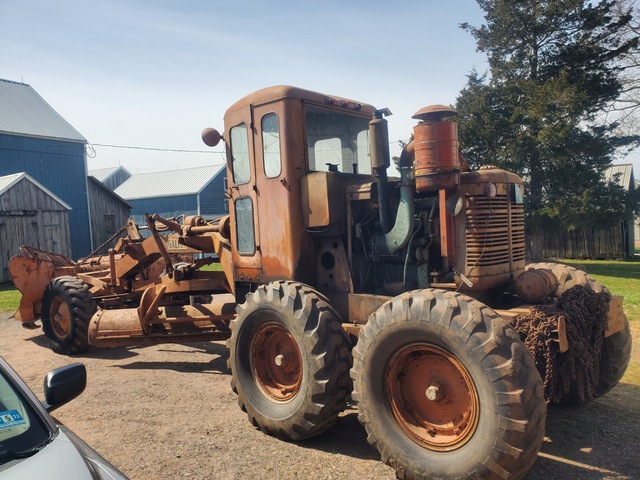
235, 197, 255, 255
230, 124, 250, 184
262, 113, 281, 177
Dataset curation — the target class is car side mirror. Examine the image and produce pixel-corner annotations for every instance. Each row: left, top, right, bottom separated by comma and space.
42, 363, 87, 412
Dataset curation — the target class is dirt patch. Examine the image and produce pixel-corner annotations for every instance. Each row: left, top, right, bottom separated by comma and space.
1, 312, 638, 480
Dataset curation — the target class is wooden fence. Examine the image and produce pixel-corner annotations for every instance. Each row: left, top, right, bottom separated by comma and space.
541, 224, 628, 259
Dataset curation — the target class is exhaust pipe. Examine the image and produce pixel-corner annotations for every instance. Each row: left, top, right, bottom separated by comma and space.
375, 143, 416, 254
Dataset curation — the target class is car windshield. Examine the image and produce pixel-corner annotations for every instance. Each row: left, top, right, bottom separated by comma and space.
305, 106, 371, 175
0, 367, 52, 465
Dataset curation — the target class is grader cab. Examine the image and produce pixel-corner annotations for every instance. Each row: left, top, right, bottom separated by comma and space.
9, 86, 631, 479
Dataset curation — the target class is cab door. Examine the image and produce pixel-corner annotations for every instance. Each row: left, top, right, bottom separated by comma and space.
226, 111, 262, 282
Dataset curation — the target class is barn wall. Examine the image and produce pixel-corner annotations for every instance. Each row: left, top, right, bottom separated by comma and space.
199, 170, 227, 218
88, 178, 131, 255
0, 178, 71, 282
0, 133, 91, 257
126, 195, 198, 228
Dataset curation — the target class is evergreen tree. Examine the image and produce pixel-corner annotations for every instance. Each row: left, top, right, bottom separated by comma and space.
457, 0, 639, 258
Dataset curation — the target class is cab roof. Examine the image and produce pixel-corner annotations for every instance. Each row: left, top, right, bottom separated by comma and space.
224, 85, 376, 119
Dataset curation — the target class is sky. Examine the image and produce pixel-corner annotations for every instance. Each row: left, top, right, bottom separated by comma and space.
1, 0, 638, 176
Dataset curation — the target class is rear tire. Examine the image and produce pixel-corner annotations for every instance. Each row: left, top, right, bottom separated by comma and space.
525, 262, 631, 400
351, 289, 545, 480
41, 276, 95, 355
227, 281, 352, 440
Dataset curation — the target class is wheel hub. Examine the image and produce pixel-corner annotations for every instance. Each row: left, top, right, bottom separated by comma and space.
386, 343, 479, 451
250, 323, 303, 402
49, 297, 71, 339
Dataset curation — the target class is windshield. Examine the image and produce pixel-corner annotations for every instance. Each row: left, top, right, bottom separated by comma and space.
305, 106, 371, 174
0, 367, 51, 465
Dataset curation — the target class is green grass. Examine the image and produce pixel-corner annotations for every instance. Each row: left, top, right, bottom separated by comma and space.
0, 285, 20, 312
560, 258, 640, 322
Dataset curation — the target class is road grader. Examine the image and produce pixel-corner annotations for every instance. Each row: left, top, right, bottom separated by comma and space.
9, 86, 632, 479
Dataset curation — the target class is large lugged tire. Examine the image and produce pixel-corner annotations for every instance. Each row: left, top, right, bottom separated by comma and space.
526, 262, 631, 399
41, 276, 95, 355
351, 289, 546, 480
597, 314, 632, 397
525, 262, 606, 295
227, 281, 352, 440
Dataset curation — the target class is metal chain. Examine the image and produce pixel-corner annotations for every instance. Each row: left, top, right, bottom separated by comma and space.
77, 223, 129, 263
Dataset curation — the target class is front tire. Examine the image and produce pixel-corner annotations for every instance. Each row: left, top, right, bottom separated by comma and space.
227, 281, 352, 440
41, 276, 95, 355
351, 289, 546, 480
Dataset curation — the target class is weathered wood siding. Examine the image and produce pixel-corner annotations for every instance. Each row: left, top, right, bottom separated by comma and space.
0, 178, 71, 282
87, 177, 131, 255
541, 222, 632, 259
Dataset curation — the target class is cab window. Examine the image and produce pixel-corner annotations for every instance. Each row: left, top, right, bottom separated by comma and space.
230, 124, 250, 184
305, 107, 371, 174
262, 113, 281, 178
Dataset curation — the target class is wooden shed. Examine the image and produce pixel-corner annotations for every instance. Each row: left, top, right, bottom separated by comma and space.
87, 176, 131, 255
0, 172, 71, 283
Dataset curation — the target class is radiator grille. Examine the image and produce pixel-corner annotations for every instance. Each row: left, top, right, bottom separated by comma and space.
465, 194, 525, 267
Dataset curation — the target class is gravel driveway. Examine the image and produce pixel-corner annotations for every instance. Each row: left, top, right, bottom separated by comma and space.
1, 312, 638, 479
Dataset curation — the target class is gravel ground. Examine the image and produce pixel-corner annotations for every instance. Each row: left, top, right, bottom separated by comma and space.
1, 312, 638, 480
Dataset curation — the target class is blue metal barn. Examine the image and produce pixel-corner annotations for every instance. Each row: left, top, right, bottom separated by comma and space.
0, 78, 92, 258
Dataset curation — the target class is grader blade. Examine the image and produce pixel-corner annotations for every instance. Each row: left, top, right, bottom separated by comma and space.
88, 293, 236, 347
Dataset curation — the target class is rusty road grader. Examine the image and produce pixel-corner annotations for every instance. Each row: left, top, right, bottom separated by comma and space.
9, 86, 632, 479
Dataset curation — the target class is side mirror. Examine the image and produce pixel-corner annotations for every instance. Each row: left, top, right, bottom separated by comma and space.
202, 127, 222, 147
42, 363, 87, 413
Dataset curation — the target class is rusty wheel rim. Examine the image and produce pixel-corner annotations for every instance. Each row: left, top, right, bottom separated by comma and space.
386, 343, 479, 451
49, 297, 71, 339
250, 322, 303, 402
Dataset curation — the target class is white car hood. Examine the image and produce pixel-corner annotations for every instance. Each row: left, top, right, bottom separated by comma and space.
1, 428, 94, 480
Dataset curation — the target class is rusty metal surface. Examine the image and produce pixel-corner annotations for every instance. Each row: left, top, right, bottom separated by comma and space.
8, 256, 55, 322
606, 295, 626, 338
515, 268, 559, 303
328, 292, 391, 325
496, 306, 570, 353
17, 245, 76, 267
386, 343, 479, 451
413, 120, 460, 193
301, 172, 344, 228
251, 322, 303, 401
89, 295, 236, 346
454, 169, 526, 292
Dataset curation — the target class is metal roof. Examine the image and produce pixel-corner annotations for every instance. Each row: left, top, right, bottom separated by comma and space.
0, 172, 72, 209
114, 164, 225, 200
89, 165, 132, 183
604, 164, 635, 190
0, 78, 86, 142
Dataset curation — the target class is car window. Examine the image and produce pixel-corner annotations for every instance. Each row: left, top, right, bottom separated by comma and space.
0, 369, 50, 463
